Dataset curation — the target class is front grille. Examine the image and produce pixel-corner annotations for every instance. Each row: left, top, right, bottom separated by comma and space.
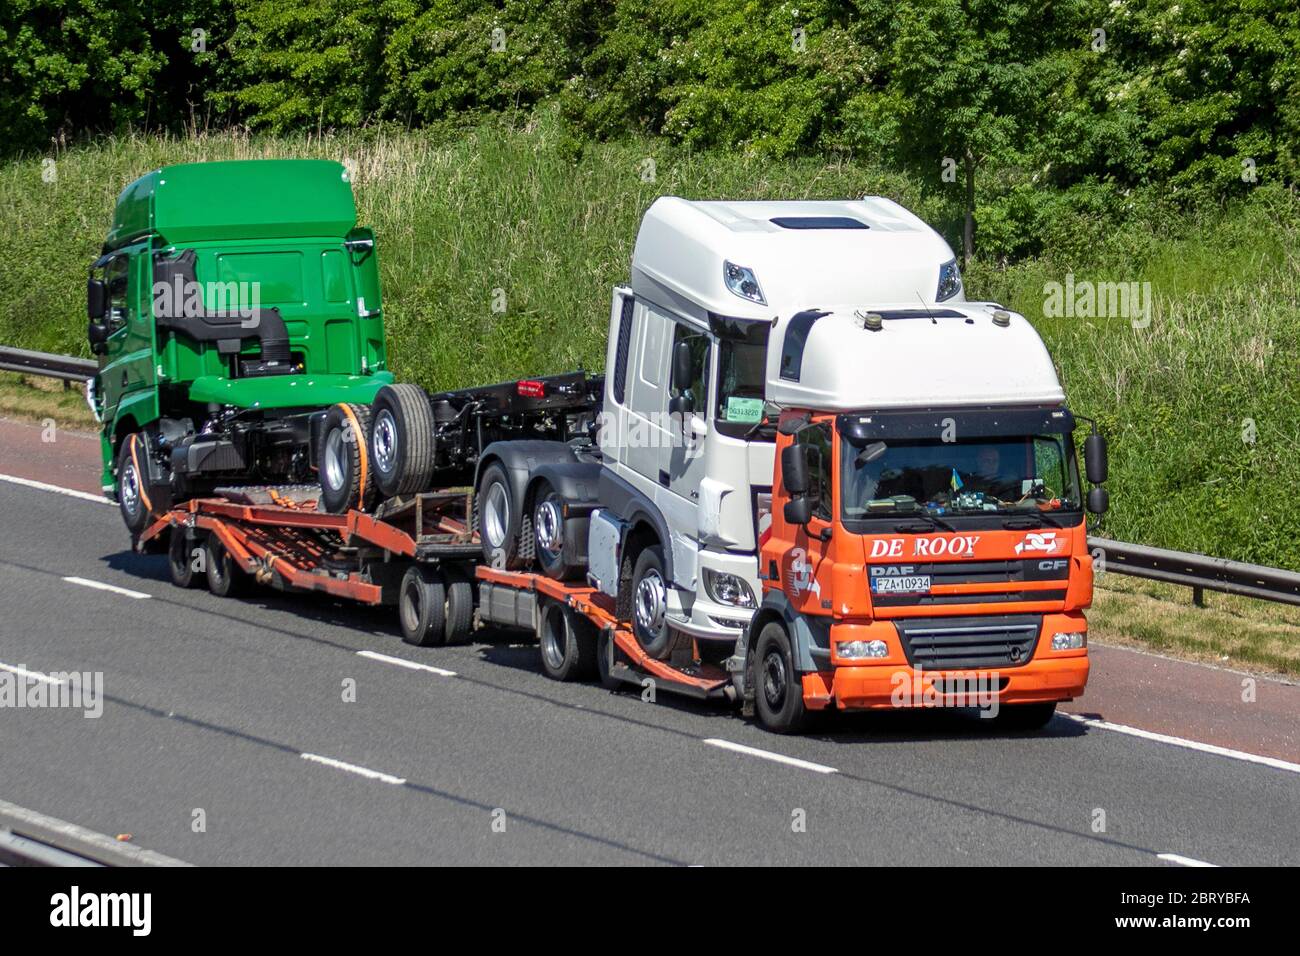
869, 557, 1069, 608
894, 614, 1042, 670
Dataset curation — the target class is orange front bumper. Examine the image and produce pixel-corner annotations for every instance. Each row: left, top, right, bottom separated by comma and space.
802, 654, 1089, 711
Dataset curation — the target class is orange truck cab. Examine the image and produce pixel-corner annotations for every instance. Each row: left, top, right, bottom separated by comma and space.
738, 305, 1109, 733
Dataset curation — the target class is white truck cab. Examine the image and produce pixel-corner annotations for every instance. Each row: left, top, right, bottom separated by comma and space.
592, 196, 970, 656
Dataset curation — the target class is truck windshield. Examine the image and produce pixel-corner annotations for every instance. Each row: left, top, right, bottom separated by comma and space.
712, 318, 769, 438
841, 433, 1082, 519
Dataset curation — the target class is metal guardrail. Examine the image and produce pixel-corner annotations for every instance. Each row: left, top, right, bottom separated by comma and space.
0, 345, 97, 382
1089, 536, 1300, 608
0, 799, 189, 867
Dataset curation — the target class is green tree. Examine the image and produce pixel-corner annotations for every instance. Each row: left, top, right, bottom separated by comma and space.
848, 0, 1094, 265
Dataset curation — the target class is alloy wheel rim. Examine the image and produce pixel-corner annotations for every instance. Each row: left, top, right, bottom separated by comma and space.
762, 650, 787, 709
324, 429, 346, 490
535, 498, 563, 555
483, 483, 508, 548
121, 456, 140, 513
374, 411, 398, 473
540, 607, 567, 670
634, 568, 666, 635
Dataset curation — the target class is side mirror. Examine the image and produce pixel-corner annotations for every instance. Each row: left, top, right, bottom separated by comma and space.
1087, 485, 1109, 515
87, 278, 107, 320
87, 320, 110, 354
781, 443, 810, 496
784, 496, 813, 526
668, 393, 692, 418
1084, 432, 1108, 485
671, 339, 695, 393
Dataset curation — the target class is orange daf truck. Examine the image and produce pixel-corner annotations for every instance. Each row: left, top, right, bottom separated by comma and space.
738, 305, 1108, 732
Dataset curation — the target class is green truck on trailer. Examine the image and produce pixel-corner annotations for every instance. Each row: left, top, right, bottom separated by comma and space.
86, 159, 400, 540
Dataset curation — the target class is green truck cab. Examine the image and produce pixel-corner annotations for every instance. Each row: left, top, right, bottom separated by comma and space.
86, 159, 394, 538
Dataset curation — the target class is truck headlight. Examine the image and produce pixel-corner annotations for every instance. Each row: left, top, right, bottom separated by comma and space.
836, 639, 889, 660
703, 569, 756, 608
723, 261, 766, 305
1051, 631, 1087, 651
936, 258, 962, 301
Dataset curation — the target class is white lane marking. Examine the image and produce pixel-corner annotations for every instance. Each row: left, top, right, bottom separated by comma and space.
356, 650, 457, 677
63, 576, 151, 600
1158, 852, 1219, 868
0, 797, 191, 867
1064, 713, 1300, 776
300, 753, 407, 785
0, 662, 65, 685
703, 738, 838, 775
0, 473, 111, 505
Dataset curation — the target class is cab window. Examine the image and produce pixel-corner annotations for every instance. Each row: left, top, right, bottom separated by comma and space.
713, 318, 768, 437
105, 257, 129, 329
671, 321, 711, 415
796, 423, 833, 521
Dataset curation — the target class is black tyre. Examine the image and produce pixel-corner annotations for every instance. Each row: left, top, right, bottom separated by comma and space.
753, 621, 809, 734
318, 403, 376, 514
370, 383, 436, 499
477, 462, 526, 570
532, 482, 582, 581
630, 545, 674, 660
595, 627, 623, 691
443, 566, 475, 645
116, 432, 153, 539
398, 564, 447, 647
538, 600, 598, 682
204, 535, 246, 598
990, 701, 1057, 731
168, 528, 204, 589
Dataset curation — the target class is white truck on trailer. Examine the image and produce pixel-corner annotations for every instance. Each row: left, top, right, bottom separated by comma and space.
581, 197, 967, 658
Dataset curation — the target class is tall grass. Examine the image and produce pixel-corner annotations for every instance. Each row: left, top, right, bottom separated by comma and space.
3, 116, 1298, 567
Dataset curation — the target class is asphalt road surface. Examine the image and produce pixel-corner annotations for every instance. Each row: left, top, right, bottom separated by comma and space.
1, 422, 1298, 865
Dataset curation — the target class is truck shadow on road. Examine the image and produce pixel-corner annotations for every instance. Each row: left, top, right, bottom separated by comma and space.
799, 708, 1090, 745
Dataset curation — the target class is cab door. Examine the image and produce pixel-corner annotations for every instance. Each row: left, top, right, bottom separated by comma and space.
774, 420, 835, 616
96, 248, 156, 425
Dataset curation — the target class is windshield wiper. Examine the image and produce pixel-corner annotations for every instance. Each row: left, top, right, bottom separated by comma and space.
1003, 512, 1071, 529
894, 513, 957, 533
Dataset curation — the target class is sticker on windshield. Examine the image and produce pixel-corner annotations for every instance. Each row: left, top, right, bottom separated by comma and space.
725, 396, 764, 424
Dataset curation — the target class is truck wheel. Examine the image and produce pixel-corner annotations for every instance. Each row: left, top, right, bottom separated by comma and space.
370, 384, 436, 499
477, 462, 526, 570
538, 601, 598, 682
753, 621, 809, 734
990, 701, 1057, 731
443, 566, 475, 645
398, 564, 447, 647
532, 482, 581, 580
318, 403, 376, 514
631, 545, 674, 660
168, 529, 204, 589
596, 628, 623, 690
116, 433, 153, 539
205, 535, 247, 598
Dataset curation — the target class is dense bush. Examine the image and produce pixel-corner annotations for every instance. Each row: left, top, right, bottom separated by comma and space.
5, 1, 1297, 265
